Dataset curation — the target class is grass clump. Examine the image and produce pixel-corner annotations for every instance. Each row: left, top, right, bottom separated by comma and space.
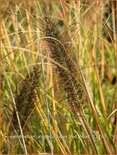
1, 0, 116, 154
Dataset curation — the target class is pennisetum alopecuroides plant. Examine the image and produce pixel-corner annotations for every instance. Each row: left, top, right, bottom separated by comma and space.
42, 16, 113, 154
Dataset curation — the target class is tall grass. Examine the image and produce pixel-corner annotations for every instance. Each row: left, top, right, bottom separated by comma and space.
0, 0, 116, 154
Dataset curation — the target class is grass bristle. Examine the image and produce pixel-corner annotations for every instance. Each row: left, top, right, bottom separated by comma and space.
9, 65, 40, 133
43, 17, 87, 113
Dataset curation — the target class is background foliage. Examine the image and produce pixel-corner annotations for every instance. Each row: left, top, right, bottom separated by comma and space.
0, 0, 117, 154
